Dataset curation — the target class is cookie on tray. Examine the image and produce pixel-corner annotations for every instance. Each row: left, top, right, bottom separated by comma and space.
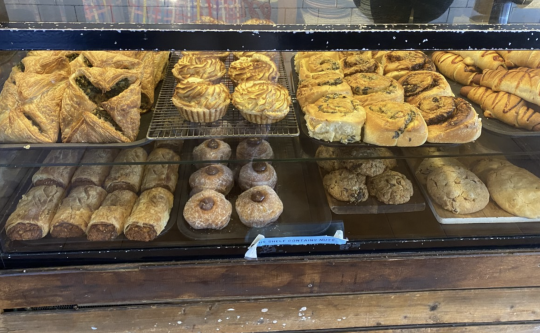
426, 165, 489, 214
368, 170, 413, 205
323, 169, 369, 203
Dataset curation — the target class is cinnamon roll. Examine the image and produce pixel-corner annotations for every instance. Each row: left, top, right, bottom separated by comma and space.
296, 72, 353, 110
304, 94, 366, 144
416, 96, 481, 143
344, 73, 404, 106
382, 51, 434, 80
232, 80, 291, 124
363, 101, 428, 147
172, 55, 226, 84
298, 52, 343, 81
228, 54, 279, 85
398, 71, 454, 105
294, 52, 340, 73
340, 54, 383, 76
172, 78, 230, 123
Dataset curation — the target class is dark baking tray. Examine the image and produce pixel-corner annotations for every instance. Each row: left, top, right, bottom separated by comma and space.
448, 80, 540, 138
176, 161, 333, 242
290, 57, 459, 148
0, 159, 182, 254
321, 160, 425, 215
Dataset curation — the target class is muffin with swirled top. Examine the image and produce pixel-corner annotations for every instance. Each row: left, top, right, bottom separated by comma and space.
172, 55, 226, 84
228, 54, 279, 85
232, 80, 291, 124
172, 78, 230, 122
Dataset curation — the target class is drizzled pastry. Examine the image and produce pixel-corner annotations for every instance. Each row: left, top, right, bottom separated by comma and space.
232, 80, 291, 124
432, 51, 480, 86
193, 139, 232, 168
235, 185, 283, 227
61, 67, 141, 143
6, 185, 65, 240
236, 138, 274, 163
448, 51, 506, 70
189, 164, 234, 195
296, 72, 353, 110
344, 73, 404, 106
340, 54, 383, 76
172, 55, 226, 84
417, 96, 481, 143
183, 189, 232, 230
228, 54, 279, 85
233, 52, 280, 63
298, 52, 343, 81
474, 67, 540, 107
498, 50, 540, 69
238, 162, 277, 190
461, 85, 540, 131
304, 94, 366, 144
398, 71, 454, 105
363, 101, 428, 147
382, 51, 435, 80
172, 78, 230, 123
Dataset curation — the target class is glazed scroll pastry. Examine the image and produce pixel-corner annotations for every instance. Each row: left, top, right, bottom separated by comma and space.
398, 71, 454, 105
340, 54, 383, 76
61, 67, 141, 143
363, 101, 428, 147
416, 96, 482, 143
183, 189, 232, 230
124, 187, 174, 242
382, 51, 435, 80
498, 51, 540, 69
294, 52, 340, 73
232, 80, 291, 124
474, 67, 540, 107
432, 51, 480, 86
172, 78, 230, 123
461, 85, 540, 131
0, 71, 68, 143
303, 94, 366, 144
344, 73, 404, 106
6, 185, 65, 240
296, 72, 353, 110
173, 55, 226, 84
228, 54, 279, 85
298, 52, 343, 81
448, 51, 506, 70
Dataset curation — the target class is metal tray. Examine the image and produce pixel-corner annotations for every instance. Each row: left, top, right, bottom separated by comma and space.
0, 154, 183, 253
176, 161, 333, 242
147, 52, 300, 141
449, 80, 540, 138
321, 160, 425, 215
290, 57, 459, 148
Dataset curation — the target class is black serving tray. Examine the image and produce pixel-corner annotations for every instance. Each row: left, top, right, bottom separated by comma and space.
177, 161, 332, 242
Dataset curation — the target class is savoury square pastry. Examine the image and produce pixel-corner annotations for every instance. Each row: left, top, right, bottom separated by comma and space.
304, 94, 366, 144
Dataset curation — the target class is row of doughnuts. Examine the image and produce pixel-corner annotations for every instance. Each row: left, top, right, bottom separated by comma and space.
295, 51, 482, 146
183, 138, 284, 229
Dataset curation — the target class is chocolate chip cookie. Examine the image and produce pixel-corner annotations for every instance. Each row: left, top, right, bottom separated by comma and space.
368, 170, 413, 205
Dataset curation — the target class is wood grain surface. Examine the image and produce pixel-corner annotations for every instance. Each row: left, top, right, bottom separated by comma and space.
2, 288, 540, 332
2, 252, 540, 309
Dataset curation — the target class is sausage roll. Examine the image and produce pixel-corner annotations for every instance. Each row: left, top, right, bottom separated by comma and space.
71, 149, 119, 188
104, 147, 148, 193
32, 149, 85, 188
141, 148, 180, 193
86, 190, 138, 241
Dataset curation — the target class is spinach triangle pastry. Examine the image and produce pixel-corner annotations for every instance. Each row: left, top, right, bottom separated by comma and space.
61, 67, 141, 143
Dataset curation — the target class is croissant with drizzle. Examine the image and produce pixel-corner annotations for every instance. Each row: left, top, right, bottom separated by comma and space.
61, 67, 141, 143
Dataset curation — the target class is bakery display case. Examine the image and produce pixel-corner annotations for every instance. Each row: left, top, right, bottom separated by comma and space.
3, 1, 540, 325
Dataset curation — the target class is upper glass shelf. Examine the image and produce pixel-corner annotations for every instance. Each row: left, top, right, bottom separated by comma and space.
3, 0, 540, 26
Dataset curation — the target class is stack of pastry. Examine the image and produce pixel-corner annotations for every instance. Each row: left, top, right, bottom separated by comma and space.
183, 138, 283, 230
295, 51, 481, 145
316, 146, 413, 205
0, 50, 170, 144
6, 143, 182, 242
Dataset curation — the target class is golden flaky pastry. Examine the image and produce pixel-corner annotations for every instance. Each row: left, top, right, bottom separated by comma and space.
228, 54, 279, 85
232, 80, 291, 124
173, 55, 226, 84
61, 67, 141, 143
172, 78, 230, 123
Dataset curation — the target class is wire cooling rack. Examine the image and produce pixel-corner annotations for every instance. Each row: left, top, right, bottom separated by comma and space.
147, 52, 299, 140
